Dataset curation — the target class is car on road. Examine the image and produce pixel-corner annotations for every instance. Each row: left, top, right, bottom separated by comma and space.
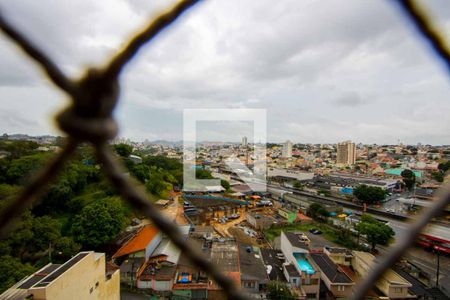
360, 242, 371, 250
309, 229, 322, 235
228, 214, 240, 220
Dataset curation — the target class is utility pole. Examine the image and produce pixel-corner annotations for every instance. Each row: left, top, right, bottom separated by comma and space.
434, 246, 441, 287
48, 241, 52, 263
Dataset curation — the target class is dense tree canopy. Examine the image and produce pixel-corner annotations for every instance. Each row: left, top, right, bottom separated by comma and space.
401, 169, 416, 191
72, 197, 128, 249
438, 160, 450, 173
113, 143, 133, 157
0, 140, 190, 293
293, 180, 304, 190
307, 203, 329, 220
0, 256, 35, 292
0, 142, 134, 293
356, 215, 395, 251
353, 184, 386, 204
267, 281, 294, 300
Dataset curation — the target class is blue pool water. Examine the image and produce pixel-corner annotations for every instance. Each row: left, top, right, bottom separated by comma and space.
294, 254, 315, 275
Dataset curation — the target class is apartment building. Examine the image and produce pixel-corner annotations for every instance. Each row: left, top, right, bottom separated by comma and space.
337, 141, 356, 165
1, 252, 120, 300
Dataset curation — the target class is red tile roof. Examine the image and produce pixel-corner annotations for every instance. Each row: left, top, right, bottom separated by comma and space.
113, 225, 160, 258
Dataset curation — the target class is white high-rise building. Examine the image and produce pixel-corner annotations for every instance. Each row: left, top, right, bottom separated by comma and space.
337, 141, 356, 165
282, 140, 293, 158
242, 136, 248, 146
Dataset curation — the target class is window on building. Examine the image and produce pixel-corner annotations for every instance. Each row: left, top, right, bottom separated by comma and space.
90, 287, 94, 294
337, 285, 345, 291
394, 287, 402, 293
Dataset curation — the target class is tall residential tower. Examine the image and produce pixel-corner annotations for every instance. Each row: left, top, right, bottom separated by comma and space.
337, 140, 356, 165
282, 140, 293, 158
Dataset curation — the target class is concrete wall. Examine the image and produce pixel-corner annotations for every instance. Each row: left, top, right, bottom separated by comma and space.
280, 232, 295, 265
283, 266, 300, 288
137, 279, 173, 291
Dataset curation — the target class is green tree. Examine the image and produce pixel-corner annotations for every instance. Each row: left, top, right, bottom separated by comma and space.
144, 167, 174, 198
0, 140, 39, 159
221, 179, 231, 192
0, 255, 35, 293
72, 197, 127, 249
7, 211, 34, 259
307, 203, 329, 220
196, 169, 213, 179
113, 143, 133, 157
293, 181, 304, 190
356, 215, 395, 251
53, 237, 81, 263
30, 216, 62, 253
353, 185, 386, 204
401, 169, 416, 191
438, 161, 450, 173
432, 171, 444, 183
5, 152, 52, 184
131, 164, 150, 183
267, 281, 293, 300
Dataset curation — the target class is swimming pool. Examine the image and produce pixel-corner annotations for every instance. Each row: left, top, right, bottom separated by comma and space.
294, 254, 315, 275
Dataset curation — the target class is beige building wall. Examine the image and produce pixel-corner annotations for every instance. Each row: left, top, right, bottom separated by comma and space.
30, 252, 120, 300
337, 141, 356, 165
351, 251, 411, 299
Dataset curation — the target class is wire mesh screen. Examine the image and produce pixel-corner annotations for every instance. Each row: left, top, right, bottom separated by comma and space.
0, 0, 448, 299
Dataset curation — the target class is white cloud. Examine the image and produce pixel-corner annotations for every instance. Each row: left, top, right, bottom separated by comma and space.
0, 0, 449, 144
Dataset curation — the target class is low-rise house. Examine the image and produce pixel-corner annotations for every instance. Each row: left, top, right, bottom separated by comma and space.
129, 154, 143, 164
136, 260, 177, 291
352, 251, 415, 299
280, 231, 321, 299
310, 252, 355, 299
112, 225, 162, 284
172, 237, 240, 300
278, 208, 298, 223
246, 212, 276, 230
238, 244, 269, 294
0, 252, 119, 300
260, 248, 287, 282
283, 263, 301, 288
136, 237, 182, 291
296, 213, 312, 224
323, 246, 353, 267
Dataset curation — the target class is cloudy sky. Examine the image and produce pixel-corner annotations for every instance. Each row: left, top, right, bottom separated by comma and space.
0, 0, 449, 144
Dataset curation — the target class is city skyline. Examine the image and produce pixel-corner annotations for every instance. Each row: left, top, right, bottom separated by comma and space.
3, 132, 450, 146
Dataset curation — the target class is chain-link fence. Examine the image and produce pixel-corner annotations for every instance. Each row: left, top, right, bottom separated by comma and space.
0, 1, 448, 299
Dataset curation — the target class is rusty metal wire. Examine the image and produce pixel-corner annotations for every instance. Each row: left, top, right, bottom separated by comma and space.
352, 1, 450, 299
0, 1, 248, 299
396, 0, 450, 72
0, 0, 449, 299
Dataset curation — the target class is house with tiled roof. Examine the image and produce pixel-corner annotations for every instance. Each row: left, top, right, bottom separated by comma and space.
280, 231, 321, 299
112, 225, 162, 284
310, 252, 355, 299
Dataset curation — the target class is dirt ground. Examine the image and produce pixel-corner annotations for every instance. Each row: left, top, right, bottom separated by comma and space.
228, 227, 259, 246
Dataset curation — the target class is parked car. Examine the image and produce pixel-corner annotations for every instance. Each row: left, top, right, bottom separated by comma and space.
360, 242, 371, 250
309, 229, 322, 235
